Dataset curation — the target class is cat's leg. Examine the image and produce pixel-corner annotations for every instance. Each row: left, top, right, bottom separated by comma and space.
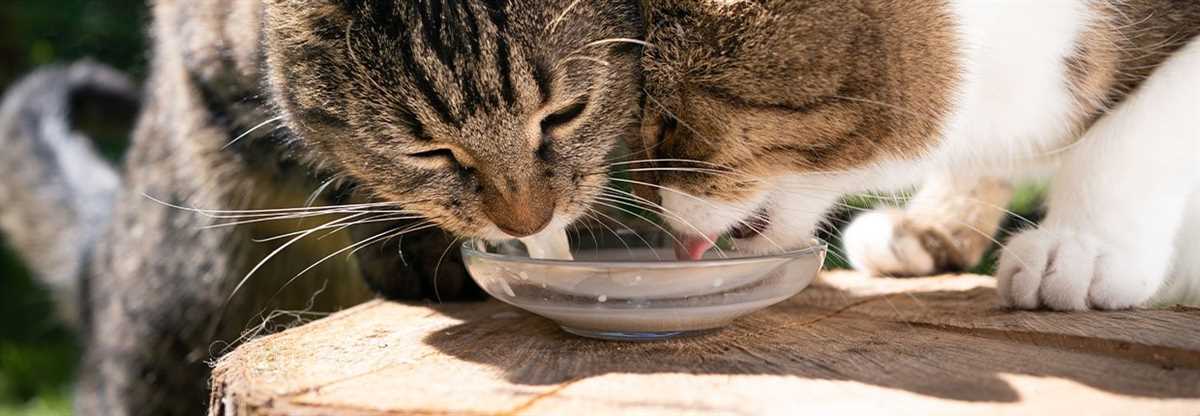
1151, 187, 1200, 306
843, 175, 1013, 276
996, 39, 1200, 311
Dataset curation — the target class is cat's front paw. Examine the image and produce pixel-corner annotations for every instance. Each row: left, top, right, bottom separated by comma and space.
844, 209, 968, 277
996, 227, 1166, 310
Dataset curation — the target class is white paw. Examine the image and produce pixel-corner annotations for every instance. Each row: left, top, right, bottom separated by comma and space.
844, 210, 938, 277
996, 227, 1167, 310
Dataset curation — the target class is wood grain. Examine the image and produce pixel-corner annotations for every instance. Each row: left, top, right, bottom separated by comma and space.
210, 272, 1200, 415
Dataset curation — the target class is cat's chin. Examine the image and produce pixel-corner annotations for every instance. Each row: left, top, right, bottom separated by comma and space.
660, 188, 772, 239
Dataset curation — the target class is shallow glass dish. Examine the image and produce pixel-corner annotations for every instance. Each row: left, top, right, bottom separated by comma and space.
461, 231, 827, 341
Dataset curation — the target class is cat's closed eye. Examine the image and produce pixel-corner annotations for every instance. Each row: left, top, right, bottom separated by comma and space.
540, 98, 589, 134
406, 148, 464, 170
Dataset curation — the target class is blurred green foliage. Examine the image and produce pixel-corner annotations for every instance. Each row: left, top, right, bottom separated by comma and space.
0, 1, 146, 414
821, 184, 1046, 273
0, 0, 147, 86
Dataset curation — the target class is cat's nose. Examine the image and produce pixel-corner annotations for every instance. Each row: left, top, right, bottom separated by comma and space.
480, 176, 555, 237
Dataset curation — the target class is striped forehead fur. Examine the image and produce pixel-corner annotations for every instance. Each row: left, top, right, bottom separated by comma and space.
261, 0, 646, 237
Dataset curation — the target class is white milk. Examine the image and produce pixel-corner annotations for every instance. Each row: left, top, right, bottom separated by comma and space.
519, 229, 574, 261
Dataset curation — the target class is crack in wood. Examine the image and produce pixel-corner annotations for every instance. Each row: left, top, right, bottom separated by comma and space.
763, 292, 912, 335
264, 349, 445, 401
501, 378, 581, 415
903, 322, 1200, 370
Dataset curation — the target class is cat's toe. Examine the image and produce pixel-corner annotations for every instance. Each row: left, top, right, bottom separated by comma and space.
1087, 253, 1161, 310
844, 209, 957, 277
996, 229, 1095, 310
996, 228, 1160, 311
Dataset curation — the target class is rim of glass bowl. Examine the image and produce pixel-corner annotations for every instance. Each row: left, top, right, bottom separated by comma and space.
461, 239, 828, 269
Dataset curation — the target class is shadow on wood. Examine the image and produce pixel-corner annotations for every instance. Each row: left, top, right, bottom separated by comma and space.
421, 273, 1199, 402
211, 273, 1200, 415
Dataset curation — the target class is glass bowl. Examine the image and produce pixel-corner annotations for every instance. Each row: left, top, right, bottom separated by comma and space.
461, 231, 827, 341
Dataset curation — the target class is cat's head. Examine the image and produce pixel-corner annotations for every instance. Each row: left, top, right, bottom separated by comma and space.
636, 0, 959, 256
261, 0, 643, 239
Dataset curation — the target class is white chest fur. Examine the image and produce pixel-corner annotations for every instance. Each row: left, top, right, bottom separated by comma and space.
932, 0, 1095, 173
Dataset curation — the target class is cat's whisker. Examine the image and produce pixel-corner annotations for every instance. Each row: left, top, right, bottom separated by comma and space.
547, 0, 584, 34
305, 177, 341, 208
309, 214, 427, 242
205, 209, 417, 230
607, 158, 742, 171
607, 177, 778, 223
588, 191, 720, 254
316, 215, 427, 241
822, 246, 853, 271
588, 199, 719, 258
589, 209, 648, 254
203, 211, 348, 229
432, 235, 464, 304
591, 191, 738, 258
225, 212, 371, 303
580, 209, 642, 259
350, 221, 439, 257
609, 167, 762, 181
222, 116, 284, 150
598, 186, 787, 255
571, 212, 604, 254
250, 213, 396, 243
582, 37, 654, 49
266, 221, 437, 307
146, 193, 403, 217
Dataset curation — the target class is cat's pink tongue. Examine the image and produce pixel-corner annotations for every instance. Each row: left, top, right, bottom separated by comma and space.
675, 235, 717, 261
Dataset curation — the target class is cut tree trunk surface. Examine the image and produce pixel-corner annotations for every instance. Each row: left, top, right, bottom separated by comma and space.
210, 272, 1200, 415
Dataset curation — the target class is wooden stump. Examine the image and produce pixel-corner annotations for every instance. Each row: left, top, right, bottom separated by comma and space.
210, 272, 1200, 415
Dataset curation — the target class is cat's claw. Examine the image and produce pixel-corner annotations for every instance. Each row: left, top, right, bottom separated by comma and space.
996, 227, 1164, 311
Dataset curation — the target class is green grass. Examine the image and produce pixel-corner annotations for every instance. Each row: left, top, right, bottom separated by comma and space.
0, 242, 78, 416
